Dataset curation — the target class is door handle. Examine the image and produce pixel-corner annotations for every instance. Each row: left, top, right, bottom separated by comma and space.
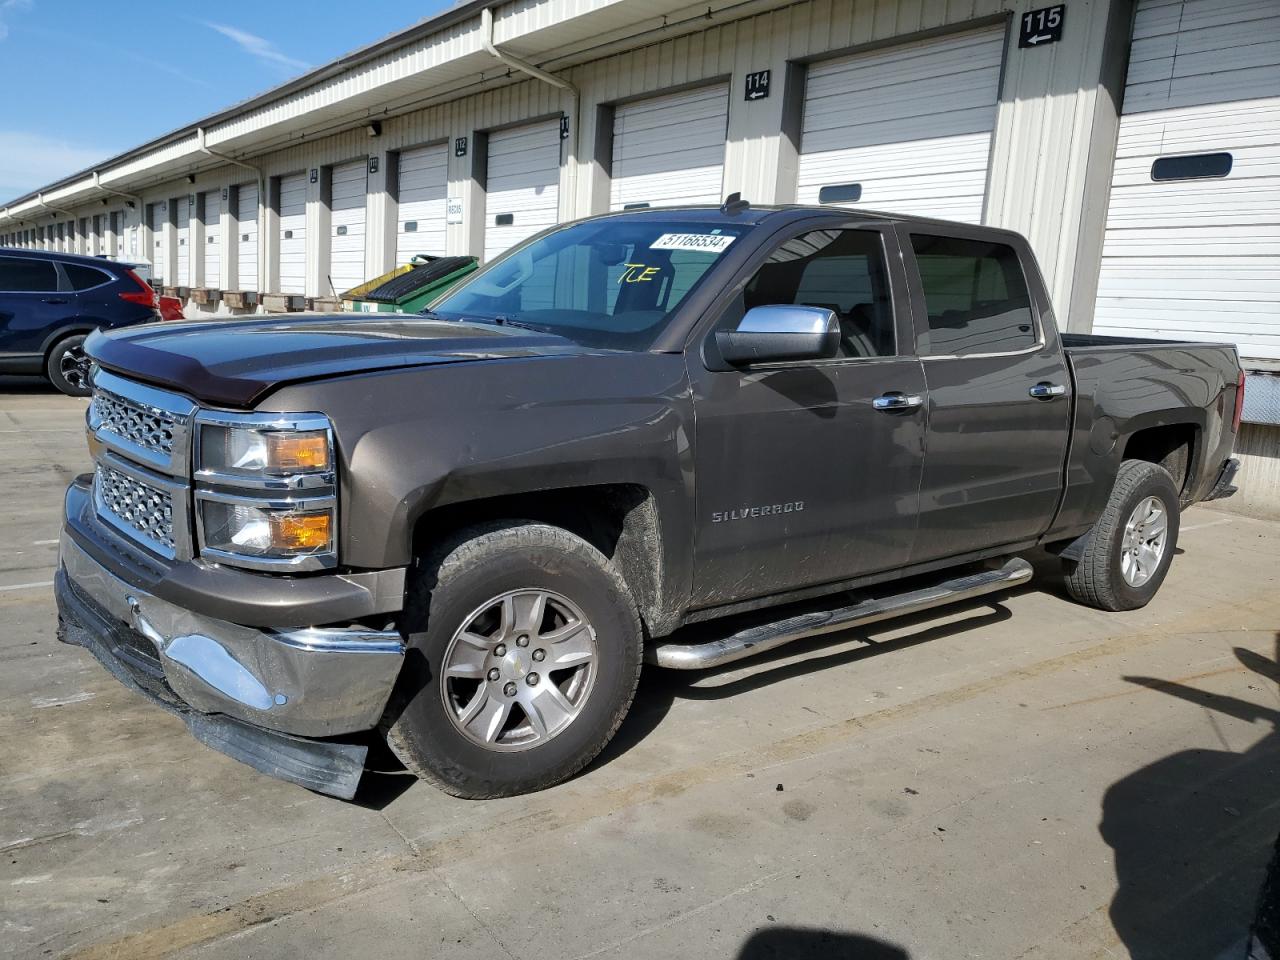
873, 392, 924, 411
1029, 382, 1067, 400
42, 297, 69, 305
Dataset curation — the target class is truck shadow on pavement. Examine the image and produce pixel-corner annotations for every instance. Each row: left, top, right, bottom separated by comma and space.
597, 595, 1018, 770
1101, 636, 1280, 959
735, 926, 910, 958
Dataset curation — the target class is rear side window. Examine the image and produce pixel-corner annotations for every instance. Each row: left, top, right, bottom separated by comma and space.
0, 256, 58, 292
910, 235, 1036, 356
63, 263, 112, 290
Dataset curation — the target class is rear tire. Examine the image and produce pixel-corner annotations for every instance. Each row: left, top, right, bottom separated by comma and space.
46, 334, 91, 397
1063, 459, 1181, 611
381, 521, 643, 799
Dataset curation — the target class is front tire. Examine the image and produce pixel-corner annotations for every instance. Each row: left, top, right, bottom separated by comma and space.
46, 334, 91, 397
1063, 459, 1181, 611
382, 522, 643, 798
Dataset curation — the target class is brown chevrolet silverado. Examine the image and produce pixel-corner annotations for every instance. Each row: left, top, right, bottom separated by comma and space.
56, 203, 1243, 799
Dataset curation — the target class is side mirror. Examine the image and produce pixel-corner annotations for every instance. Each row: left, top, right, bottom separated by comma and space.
715, 305, 840, 366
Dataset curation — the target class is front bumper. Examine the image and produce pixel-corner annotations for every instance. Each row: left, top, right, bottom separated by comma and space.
56, 478, 409, 797
58, 529, 405, 738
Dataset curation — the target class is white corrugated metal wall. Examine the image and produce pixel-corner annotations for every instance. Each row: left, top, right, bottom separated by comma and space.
237, 182, 259, 292
175, 198, 190, 285
328, 159, 368, 294
150, 203, 166, 284
396, 143, 449, 263
1095, 0, 1280, 363
609, 84, 729, 210
483, 118, 562, 262
203, 190, 222, 288
797, 27, 1005, 222
278, 173, 306, 295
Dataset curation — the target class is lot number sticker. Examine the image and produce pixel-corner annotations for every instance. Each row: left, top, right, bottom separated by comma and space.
650, 233, 735, 253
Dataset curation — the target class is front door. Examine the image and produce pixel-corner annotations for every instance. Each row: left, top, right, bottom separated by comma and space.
899, 227, 1071, 563
0, 256, 64, 358
688, 224, 927, 609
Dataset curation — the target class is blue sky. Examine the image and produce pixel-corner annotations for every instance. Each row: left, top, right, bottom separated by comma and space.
0, 0, 453, 201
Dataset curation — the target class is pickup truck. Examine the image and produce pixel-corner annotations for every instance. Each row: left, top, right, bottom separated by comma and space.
56, 203, 1244, 800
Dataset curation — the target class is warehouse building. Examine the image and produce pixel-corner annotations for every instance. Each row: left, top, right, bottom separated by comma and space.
1, 0, 1277, 512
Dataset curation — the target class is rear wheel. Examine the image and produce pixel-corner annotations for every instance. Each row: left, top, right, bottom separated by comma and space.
1063, 459, 1181, 611
382, 522, 643, 798
46, 334, 91, 397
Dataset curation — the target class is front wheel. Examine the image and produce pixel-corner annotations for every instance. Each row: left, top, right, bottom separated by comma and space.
382, 522, 643, 798
1063, 459, 1181, 611
46, 334, 91, 397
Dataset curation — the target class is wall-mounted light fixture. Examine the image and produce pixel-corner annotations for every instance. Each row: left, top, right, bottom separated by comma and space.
186, 174, 196, 184
366, 120, 382, 138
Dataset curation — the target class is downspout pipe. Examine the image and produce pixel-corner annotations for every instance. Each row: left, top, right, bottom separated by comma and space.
197, 127, 267, 297
480, 6, 579, 218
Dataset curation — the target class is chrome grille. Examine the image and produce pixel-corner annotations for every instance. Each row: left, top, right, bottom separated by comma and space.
91, 389, 178, 459
94, 464, 176, 555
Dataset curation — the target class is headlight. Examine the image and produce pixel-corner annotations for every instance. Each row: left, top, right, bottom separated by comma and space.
193, 411, 337, 572
199, 424, 331, 476
199, 499, 335, 560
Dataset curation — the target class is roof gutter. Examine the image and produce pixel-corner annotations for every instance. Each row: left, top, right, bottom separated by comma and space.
197, 127, 267, 292
480, 6, 578, 217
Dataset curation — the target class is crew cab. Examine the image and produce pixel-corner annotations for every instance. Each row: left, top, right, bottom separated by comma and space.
55, 204, 1243, 799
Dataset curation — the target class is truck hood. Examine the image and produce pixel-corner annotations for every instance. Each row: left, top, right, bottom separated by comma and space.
87, 314, 600, 408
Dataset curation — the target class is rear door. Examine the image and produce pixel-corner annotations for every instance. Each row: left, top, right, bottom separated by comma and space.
688, 222, 927, 607
900, 227, 1071, 562
0, 256, 66, 357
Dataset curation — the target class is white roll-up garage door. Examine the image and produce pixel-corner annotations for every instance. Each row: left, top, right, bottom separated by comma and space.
797, 26, 1004, 223
237, 182, 259, 292
397, 144, 448, 264
278, 173, 306, 295
329, 159, 368, 295
176, 199, 190, 285
1094, 0, 1280, 363
609, 84, 729, 210
202, 190, 221, 288
150, 204, 166, 283
484, 119, 561, 262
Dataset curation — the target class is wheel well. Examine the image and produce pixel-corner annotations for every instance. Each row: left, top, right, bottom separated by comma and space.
412, 484, 665, 632
1123, 423, 1197, 496
42, 327, 92, 364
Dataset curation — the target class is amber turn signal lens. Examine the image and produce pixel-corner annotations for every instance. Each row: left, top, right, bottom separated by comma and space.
265, 431, 330, 472
269, 511, 332, 551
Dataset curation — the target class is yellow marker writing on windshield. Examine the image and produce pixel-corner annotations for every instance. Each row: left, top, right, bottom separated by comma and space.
618, 263, 661, 284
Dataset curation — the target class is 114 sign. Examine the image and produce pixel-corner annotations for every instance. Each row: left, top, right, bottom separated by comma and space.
1019, 4, 1065, 47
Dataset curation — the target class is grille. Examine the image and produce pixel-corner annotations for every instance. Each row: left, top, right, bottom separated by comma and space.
95, 465, 175, 553
92, 389, 178, 459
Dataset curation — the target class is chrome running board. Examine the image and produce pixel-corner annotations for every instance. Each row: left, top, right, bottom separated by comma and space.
650, 557, 1034, 670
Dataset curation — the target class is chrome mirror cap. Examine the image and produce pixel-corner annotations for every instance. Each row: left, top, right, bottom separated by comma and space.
715, 305, 840, 366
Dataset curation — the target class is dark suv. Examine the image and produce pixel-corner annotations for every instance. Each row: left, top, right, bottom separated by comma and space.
0, 248, 160, 396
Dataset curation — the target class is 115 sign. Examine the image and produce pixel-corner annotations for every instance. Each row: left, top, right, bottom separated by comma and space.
1019, 4, 1065, 47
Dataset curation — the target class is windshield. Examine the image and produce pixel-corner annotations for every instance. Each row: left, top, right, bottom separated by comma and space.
431, 218, 748, 350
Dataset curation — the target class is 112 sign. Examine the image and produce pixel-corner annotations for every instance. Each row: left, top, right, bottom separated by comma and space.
1019, 4, 1065, 47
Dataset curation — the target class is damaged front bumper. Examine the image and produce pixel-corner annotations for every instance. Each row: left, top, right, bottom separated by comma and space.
56, 481, 407, 798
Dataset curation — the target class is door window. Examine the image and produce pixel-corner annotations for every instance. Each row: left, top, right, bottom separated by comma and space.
0, 257, 58, 292
742, 230, 895, 358
910, 235, 1036, 356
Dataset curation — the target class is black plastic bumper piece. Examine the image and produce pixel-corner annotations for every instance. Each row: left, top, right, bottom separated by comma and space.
55, 569, 369, 800
1205, 457, 1241, 501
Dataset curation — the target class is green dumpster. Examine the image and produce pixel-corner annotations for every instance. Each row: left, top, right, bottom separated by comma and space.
343, 255, 477, 314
